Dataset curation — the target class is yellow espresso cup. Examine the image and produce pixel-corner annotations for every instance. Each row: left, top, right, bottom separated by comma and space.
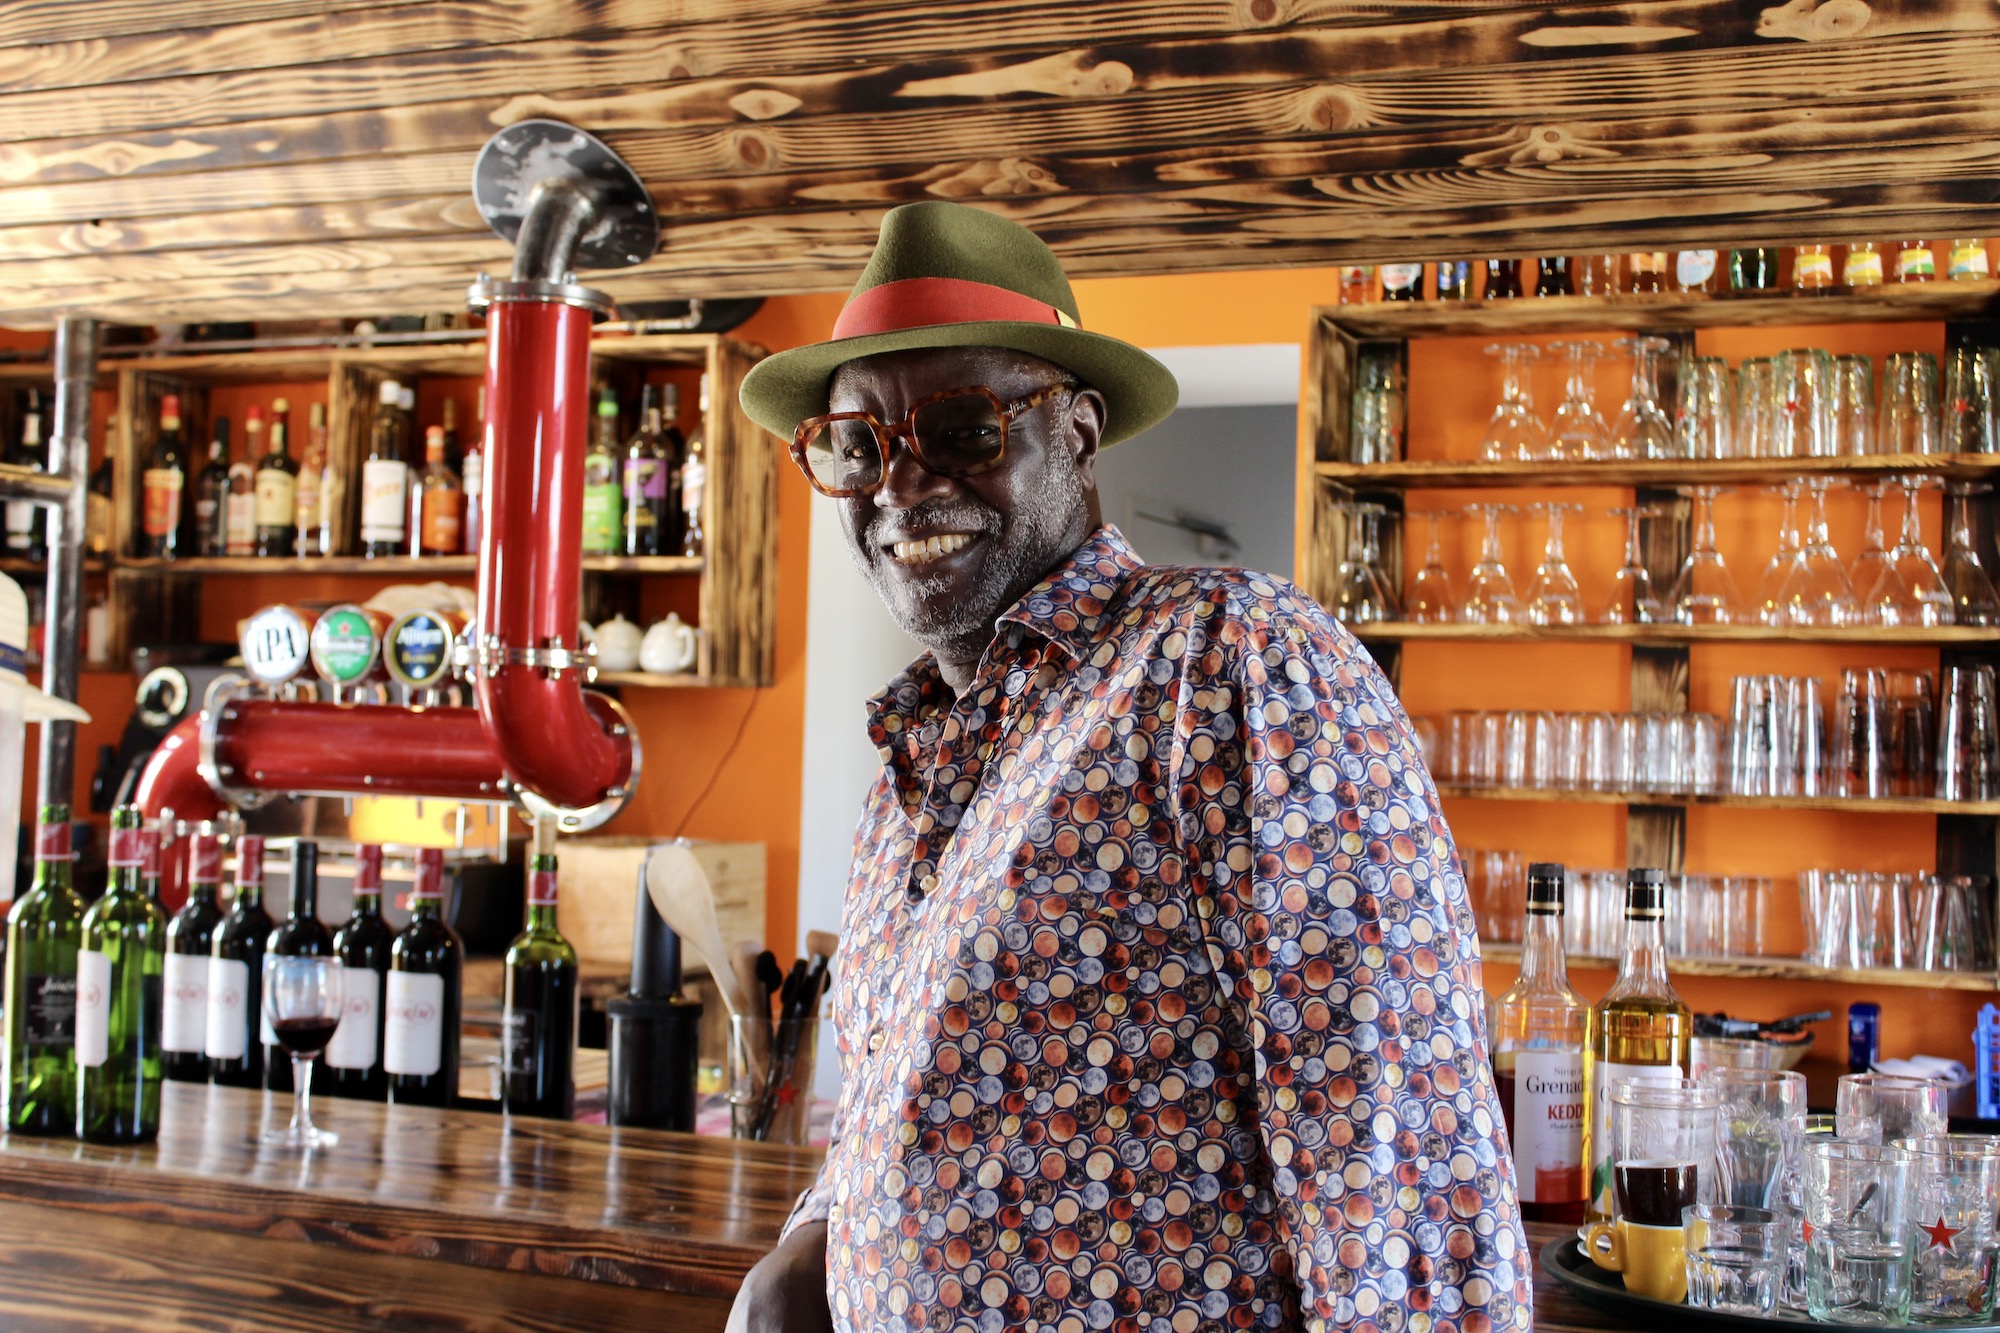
1584, 1218, 1687, 1304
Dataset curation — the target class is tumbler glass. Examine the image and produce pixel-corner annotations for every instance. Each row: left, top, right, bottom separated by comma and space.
1738, 357, 1776, 457
1880, 351, 1942, 455
1677, 355, 1737, 459
1834, 353, 1876, 455
1787, 675, 1826, 797
1609, 1078, 1724, 1223
1943, 343, 1999, 454
1831, 667, 1892, 799
1937, 663, 2000, 801
1683, 1203, 1788, 1316
1899, 1134, 2000, 1322
1772, 348, 1837, 458
1777, 1113, 1839, 1310
1887, 668, 1935, 798
1704, 1069, 1808, 1208
1836, 1072, 1948, 1145
1802, 1139, 1915, 1323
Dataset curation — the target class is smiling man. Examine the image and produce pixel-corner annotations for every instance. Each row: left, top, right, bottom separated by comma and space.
734, 202, 1529, 1333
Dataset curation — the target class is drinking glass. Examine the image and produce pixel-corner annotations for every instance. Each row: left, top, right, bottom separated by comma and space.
1329, 502, 1401, 624
1880, 351, 1941, 455
1671, 486, 1741, 624
1900, 1134, 2000, 1322
1600, 506, 1663, 625
1836, 1072, 1948, 1145
1777, 1113, 1839, 1310
1480, 342, 1550, 461
1610, 335, 1674, 459
1461, 503, 1521, 624
1832, 667, 1892, 800
1786, 478, 1859, 625
1609, 1078, 1724, 1222
1683, 1203, 1788, 1315
1349, 348, 1405, 463
1705, 1069, 1808, 1208
1755, 481, 1807, 627
1738, 357, 1775, 457
1913, 874, 1994, 972
1727, 674, 1785, 797
1936, 663, 2000, 801
1788, 675, 1827, 797
1802, 1139, 1915, 1323
1550, 340, 1611, 460
1525, 502, 1585, 625
1799, 870, 1850, 967
1941, 481, 2000, 625
262, 955, 344, 1150
1849, 480, 1896, 625
1884, 669, 1935, 797
1869, 474, 1954, 627
1943, 343, 1999, 454
1407, 509, 1457, 624
1834, 353, 1876, 455
1772, 347, 1837, 458
1582, 712, 1618, 790
1677, 355, 1736, 459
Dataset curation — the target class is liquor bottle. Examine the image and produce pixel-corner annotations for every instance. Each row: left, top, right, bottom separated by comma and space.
162, 828, 224, 1083
1582, 867, 1692, 1218
1434, 260, 1472, 301
1337, 265, 1373, 304
581, 388, 622, 556
1674, 248, 1719, 293
1948, 238, 1991, 280
1844, 241, 1885, 287
1792, 244, 1834, 290
263, 841, 331, 1094
76, 806, 167, 1145
1575, 254, 1620, 297
3, 805, 85, 1134
1728, 247, 1779, 291
254, 398, 299, 557
463, 444, 484, 555
295, 402, 329, 557
440, 397, 461, 469
1626, 252, 1668, 294
194, 417, 232, 557
1380, 262, 1424, 301
658, 382, 687, 550
1488, 862, 1588, 1225
361, 380, 410, 558
7, 391, 45, 562
1894, 239, 1936, 282
86, 429, 114, 559
680, 376, 709, 559
385, 848, 461, 1107
325, 844, 392, 1101
142, 394, 187, 560
226, 408, 258, 557
622, 384, 670, 556
502, 844, 578, 1119
417, 426, 463, 556
1534, 256, 1574, 297
206, 834, 271, 1088
1483, 258, 1524, 299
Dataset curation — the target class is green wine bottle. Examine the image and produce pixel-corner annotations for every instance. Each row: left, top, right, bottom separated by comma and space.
77, 806, 168, 1144
3, 805, 86, 1135
501, 849, 578, 1119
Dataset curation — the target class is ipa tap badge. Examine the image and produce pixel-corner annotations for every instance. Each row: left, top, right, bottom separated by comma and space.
385, 608, 463, 693
239, 604, 316, 689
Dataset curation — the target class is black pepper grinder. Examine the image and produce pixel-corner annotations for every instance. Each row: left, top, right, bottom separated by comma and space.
607, 864, 704, 1130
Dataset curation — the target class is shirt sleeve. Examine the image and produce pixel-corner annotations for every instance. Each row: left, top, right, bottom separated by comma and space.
1175, 579, 1532, 1331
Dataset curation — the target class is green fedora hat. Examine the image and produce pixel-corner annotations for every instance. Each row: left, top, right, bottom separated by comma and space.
738, 202, 1178, 447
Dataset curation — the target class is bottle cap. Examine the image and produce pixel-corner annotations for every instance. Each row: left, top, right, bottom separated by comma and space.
354, 843, 383, 893
1525, 862, 1565, 913
237, 835, 265, 885
310, 402, 326, 427
1624, 867, 1666, 918
188, 831, 222, 884
411, 846, 445, 900
272, 397, 290, 415
598, 391, 619, 417
247, 405, 265, 425
159, 394, 181, 427
379, 380, 401, 406
425, 425, 445, 459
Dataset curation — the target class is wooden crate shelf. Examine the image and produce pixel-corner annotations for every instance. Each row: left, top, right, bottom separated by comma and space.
1476, 942, 1996, 992
1317, 451, 2000, 491
119, 554, 703, 577
1436, 784, 2000, 817
1351, 622, 2000, 646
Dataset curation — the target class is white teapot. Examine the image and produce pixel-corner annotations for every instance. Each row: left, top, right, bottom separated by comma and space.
641, 613, 699, 675
592, 614, 643, 672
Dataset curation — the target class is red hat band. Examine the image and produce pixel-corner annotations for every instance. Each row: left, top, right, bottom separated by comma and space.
832, 276, 1078, 341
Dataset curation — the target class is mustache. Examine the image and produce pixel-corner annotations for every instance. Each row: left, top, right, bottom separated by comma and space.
866, 503, 1000, 548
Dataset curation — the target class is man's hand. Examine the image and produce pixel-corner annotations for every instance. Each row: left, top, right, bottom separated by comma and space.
726, 1221, 832, 1333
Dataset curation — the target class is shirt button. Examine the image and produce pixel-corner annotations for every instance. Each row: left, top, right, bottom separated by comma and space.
867, 1028, 885, 1054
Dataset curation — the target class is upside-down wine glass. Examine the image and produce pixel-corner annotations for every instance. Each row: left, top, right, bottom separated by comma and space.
262, 956, 344, 1150
1461, 503, 1522, 624
1755, 480, 1807, 627
1671, 485, 1741, 625
1481, 343, 1550, 462
1871, 474, 1955, 626
1603, 505, 1664, 624
1550, 340, 1610, 461
1329, 502, 1402, 624
1849, 480, 1896, 625
1783, 476, 1859, 625
1526, 502, 1585, 625
1610, 336, 1674, 460
1942, 481, 2000, 626
1408, 509, 1457, 624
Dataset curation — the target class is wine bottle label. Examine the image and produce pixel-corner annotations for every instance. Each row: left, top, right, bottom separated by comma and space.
503, 1005, 535, 1078
325, 965, 381, 1071
581, 483, 620, 552
1510, 1051, 1584, 1203
205, 957, 251, 1060
360, 459, 410, 542
420, 490, 462, 553
294, 468, 322, 529
1380, 263, 1423, 293
75, 950, 111, 1068
23, 972, 75, 1046
6, 500, 33, 540
37, 820, 70, 861
253, 469, 296, 527
681, 458, 706, 515
1588, 1060, 1681, 1214
1844, 248, 1884, 285
108, 826, 144, 868
1793, 249, 1834, 285
142, 468, 184, 538
1949, 240, 1991, 277
163, 951, 209, 1053
1897, 245, 1936, 278
384, 970, 445, 1076
225, 490, 255, 554
1675, 250, 1717, 287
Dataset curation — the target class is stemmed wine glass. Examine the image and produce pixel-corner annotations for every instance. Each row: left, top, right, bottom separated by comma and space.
1525, 502, 1585, 625
1942, 481, 2000, 626
1610, 336, 1674, 460
1481, 343, 1550, 462
1671, 485, 1741, 624
1603, 505, 1664, 625
1850, 480, 1896, 624
1549, 340, 1610, 461
1329, 502, 1402, 624
1461, 503, 1521, 624
1871, 474, 1954, 626
263, 956, 344, 1150
1784, 477, 1859, 625
1408, 509, 1457, 623
1755, 480, 1807, 627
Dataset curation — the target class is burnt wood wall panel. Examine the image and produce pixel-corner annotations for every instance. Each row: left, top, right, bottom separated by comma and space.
0, 0, 1995, 325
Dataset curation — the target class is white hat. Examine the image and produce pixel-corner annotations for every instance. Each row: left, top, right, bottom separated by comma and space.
0, 573, 88, 723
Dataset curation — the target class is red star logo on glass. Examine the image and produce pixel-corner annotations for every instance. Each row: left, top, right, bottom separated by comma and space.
1802, 1220, 1814, 1245
1922, 1216, 1964, 1251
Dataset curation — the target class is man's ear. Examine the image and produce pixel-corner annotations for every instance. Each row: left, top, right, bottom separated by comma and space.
1066, 386, 1107, 487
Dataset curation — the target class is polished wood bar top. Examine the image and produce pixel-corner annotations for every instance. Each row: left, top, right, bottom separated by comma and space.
0, 1082, 822, 1302
1528, 1223, 1643, 1331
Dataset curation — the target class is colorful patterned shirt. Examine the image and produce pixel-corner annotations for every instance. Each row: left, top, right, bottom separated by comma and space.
796, 527, 1529, 1332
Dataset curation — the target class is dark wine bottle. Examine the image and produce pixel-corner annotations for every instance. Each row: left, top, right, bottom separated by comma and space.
141, 395, 187, 561
163, 829, 225, 1083
253, 399, 299, 558
194, 418, 232, 557
385, 848, 461, 1107
77, 806, 168, 1144
3, 806, 85, 1134
205, 834, 271, 1088
325, 844, 392, 1101
263, 841, 331, 1094
502, 850, 578, 1120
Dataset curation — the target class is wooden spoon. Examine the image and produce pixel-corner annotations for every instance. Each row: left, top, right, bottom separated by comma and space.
644, 841, 747, 1019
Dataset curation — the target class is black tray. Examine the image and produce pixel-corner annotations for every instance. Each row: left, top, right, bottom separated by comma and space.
1539, 1234, 2000, 1331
